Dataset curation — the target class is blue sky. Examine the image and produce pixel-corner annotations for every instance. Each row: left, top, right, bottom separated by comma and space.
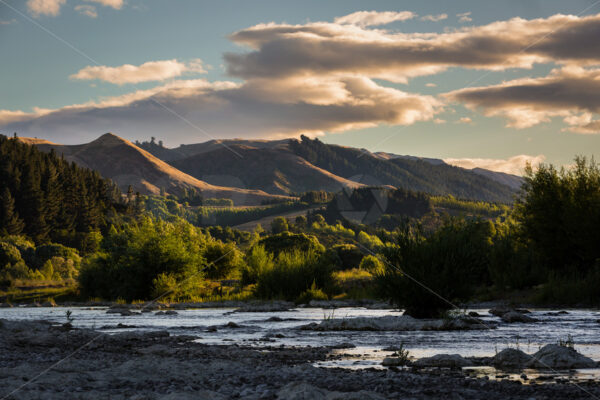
1, 0, 599, 174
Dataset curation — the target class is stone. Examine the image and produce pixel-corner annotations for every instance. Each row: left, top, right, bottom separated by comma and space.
382, 357, 407, 367
492, 348, 532, 369
413, 354, 473, 369
500, 311, 536, 323
526, 344, 596, 369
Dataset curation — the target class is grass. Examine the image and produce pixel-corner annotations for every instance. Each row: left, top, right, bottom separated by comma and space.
0, 281, 79, 304
332, 268, 376, 300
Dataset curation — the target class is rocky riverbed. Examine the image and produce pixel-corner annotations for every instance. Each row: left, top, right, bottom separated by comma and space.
1, 319, 600, 399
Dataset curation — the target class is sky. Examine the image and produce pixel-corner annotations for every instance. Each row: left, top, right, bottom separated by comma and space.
1, 0, 600, 175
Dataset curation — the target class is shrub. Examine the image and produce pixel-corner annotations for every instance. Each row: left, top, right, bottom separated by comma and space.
241, 245, 274, 285
254, 249, 333, 300
202, 240, 243, 280
329, 244, 363, 270
256, 232, 325, 257
359, 255, 385, 274
271, 216, 289, 234
376, 220, 493, 318
296, 281, 328, 304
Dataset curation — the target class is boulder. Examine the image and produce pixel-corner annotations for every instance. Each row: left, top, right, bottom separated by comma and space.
492, 348, 532, 369
382, 357, 407, 367
501, 311, 536, 323
413, 354, 473, 369
236, 301, 294, 312
300, 315, 489, 332
527, 344, 596, 369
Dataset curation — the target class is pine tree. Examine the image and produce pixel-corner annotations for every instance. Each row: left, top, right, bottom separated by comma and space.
0, 187, 24, 235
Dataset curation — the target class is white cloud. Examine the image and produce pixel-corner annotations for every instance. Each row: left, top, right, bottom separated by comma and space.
70, 59, 207, 85
425, 83, 437, 87
445, 66, 600, 133
226, 13, 600, 83
433, 118, 446, 124
456, 117, 472, 124
84, 0, 123, 9
0, 19, 17, 25
421, 14, 447, 22
457, 12, 472, 23
27, 0, 66, 17
334, 10, 416, 27
75, 5, 98, 18
444, 154, 545, 175
0, 76, 441, 145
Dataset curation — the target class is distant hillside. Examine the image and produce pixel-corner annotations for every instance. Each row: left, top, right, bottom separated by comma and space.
24, 133, 290, 206
373, 151, 524, 191
169, 144, 364, 195
290, 136, 516, 203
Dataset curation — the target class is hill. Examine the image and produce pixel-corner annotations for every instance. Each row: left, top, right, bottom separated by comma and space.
289, 136, 516, 203
169, 144, 364, 195
24, 133, 290, 206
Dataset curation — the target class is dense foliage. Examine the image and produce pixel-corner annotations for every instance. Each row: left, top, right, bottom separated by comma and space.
0, 135, 123, 248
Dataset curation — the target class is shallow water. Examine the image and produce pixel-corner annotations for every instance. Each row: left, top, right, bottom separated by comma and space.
2, 306, 599, 382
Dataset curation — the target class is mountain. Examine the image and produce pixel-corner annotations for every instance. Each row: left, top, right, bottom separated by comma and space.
372, 151, 524, 191
169, 144, 364, 195
23, 133, 289, 206
288, 136, 517, 203
139, 136, 517, 203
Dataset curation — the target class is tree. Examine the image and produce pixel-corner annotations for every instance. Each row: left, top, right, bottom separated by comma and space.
271, 216, 289, 234
0, 188, 24, 235
514, 157, 600, 272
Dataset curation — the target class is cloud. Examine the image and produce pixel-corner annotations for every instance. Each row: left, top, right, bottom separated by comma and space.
0, 76, 441, 145
456, 117, 472, 124
27, 0, 66, 17
225, 13, 600, 83
421, 14, 447, 22
457, 12, 472, 23
0, 19, 17, 25
425, 83, 437, 87
334, 10, 416, 27
70, 59, 207, 85
445, 66, 600, 132
433, 118, 446, 124
75, 5, 98, 18
84, 0, 123, 9
444, 154, 545, 175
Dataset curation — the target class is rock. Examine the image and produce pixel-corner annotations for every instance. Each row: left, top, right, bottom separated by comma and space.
0, 303, 13, 308
527, 344, 596, 369
276, 382, 385, 400
501, 311, 536, 323
155, 310, 178, 316
160, 391, 227, 400
41, 301, 56, 307
277, 382, 329, 400
225, 321, 240, 328
236, 301, 294, 312
413, 354, 473, 369
330, 342, 355, 349
301, 315, 490, 331
489, 307, 530, 317
492, 348, 532, 369
468, 311, 480, 317
382, 357, 407, 367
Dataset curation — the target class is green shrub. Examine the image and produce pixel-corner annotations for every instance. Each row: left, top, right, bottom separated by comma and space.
359, 255, 385, 274
256, 232, 325, 257
376, 220, 493, 318
241, 245, 274, 285
254, 249, 333, 300
296, 281, 328, 304
202, 240, 243, 280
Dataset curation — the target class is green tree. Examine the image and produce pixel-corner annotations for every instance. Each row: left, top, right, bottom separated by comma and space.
271, 216, 289, 234
0, 188, 24, 235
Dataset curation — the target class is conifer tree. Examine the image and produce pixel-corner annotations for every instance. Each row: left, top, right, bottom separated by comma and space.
0, 187, 24, 235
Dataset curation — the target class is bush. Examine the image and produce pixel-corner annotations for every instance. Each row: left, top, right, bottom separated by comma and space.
241, 245, 274, 285
254, 249, 333, 300
359, 255, 385, 274
271, 216, 289, 234
296, 281, 328, 304
79, 218, 206, 300
328, 244, 363, 270
203, 240, 243, 280
376, 220, 493, 318
256, 232, 325, 257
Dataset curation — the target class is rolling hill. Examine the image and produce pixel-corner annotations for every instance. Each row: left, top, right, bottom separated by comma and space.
138, 137, 518, 202
23, 133, 290, 206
